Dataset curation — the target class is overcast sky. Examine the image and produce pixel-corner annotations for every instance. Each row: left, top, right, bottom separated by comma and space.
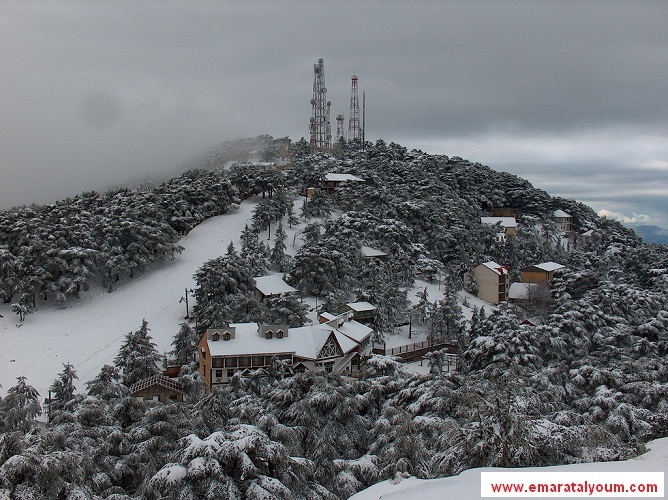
1, 1, 667, 228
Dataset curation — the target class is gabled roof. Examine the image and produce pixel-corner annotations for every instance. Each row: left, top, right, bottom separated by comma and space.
254, 275, 298, 296
480, 261, 509, 275
533, 261, 565, 272
325, 173, 364, 182
553, 209, 572, 218
345, 301, 377, 312
206, 321, 364, 360
361, 246, 387, 258
129, 375, 183, 395
480, 216, 518, 228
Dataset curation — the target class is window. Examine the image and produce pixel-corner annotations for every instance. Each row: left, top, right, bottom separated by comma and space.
265, 330, 273, 339
225, 357, 238, 368
152, 395, 160, 402
212, 332, 220, 341
276, 329, 284, 339
212, 357, 224, 368
227, 369, 235, 378
239, 356, 251, 367
252, 355, 264, 367
324, 361, 334, 373
223, 331, 231, 341
215, 369, 223, 379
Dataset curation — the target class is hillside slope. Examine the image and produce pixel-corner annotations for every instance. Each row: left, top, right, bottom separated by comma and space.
0, 200, 257, 398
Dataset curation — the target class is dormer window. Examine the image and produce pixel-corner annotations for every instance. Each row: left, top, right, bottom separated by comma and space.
266, 330, 273, 339
276, 329, 284, 339
212, 332, 220, 341
223, 331, 231, 341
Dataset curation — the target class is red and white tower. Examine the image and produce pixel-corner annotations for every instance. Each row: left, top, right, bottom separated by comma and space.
348, 73, 361, 142
309, 58, 331, 150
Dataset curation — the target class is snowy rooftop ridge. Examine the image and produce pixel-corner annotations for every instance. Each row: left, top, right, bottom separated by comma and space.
481, 261, 509, 275
553, 209, 572, 218
325, 173, 364, 182
207, 320, 368, 360
534, 261, 565, 272
480, 216, 518, 228
345, 301, 377, 312
254, 275, 298, 296
361, 246, 387, 258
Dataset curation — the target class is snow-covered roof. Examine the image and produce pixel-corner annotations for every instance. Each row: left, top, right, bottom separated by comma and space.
206, 321, 363, 360
361, 246, 387, 258
325, 173, 364, 182
480, 261, 509, 275
553, 209, 572, 218
582, 229, 594, 236
480, 216, 518, 228
534, 261, 565, 272
254, 275, 298, 296
509, 282, 538, 300
318, 312, 337, 322
345, 301, 377, 312
330, 316, 374, 343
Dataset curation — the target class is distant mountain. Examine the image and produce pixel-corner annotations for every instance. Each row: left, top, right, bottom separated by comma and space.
631, 225, 668, 244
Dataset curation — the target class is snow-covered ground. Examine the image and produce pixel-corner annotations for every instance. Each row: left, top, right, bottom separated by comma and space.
0, 194, 492, 398
351, 437, 668, 499
0, 199, 262, 398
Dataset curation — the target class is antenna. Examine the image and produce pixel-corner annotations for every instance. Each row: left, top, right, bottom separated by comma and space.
309, 58, 331, 150
348, 73, 361, 142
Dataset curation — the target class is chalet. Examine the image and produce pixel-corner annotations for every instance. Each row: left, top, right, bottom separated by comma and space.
254, 275, 298, 302
197, 314, 374, 388
467, 261, 510, 304
520, 262, 565, 283
554, 209, 573, 233
361, 246, 388, 262
581, 229, 594, 244
322, 173, 364, 194
129, 375, 184, 403
337, 301, 377, 324
480, 216, 518, 241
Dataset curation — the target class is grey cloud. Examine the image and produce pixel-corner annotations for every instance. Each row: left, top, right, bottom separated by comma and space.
1, 0, 666, 229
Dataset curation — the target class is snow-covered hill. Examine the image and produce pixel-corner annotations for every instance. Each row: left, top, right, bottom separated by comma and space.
0, 199, 260, 398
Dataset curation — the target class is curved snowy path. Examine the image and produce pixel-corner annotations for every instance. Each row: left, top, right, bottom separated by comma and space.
0, 199, 259, 398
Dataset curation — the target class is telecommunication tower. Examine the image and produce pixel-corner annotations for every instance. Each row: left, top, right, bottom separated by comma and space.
348, 73, 361, 142
335, 113, 345, 143
309, 58, 331, 150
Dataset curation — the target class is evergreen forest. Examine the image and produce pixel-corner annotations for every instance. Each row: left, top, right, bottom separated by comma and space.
0, 136, 667, 498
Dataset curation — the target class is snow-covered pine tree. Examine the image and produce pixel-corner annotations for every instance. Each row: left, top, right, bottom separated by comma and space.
114, 319, 162, 387
85, 364, 128, 400
0, 376, 41, 433
170, 322, 198, 366
48, 362, 78, 413
270, 222, 292, 272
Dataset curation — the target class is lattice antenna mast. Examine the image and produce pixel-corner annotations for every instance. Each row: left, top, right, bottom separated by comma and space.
309, 58, 330, 150
336, 113, 345, 143
348, 73, 361, 142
